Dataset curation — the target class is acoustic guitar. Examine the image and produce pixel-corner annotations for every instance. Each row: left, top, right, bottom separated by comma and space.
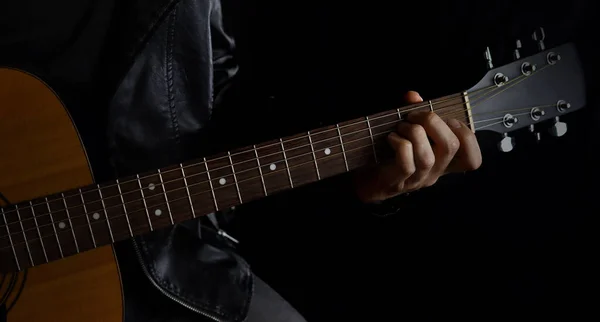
0, 42, 586, 321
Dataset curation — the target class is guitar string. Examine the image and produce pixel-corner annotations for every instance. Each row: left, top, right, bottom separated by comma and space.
0, 99, 557, 252
0, 101, 556, 244
0, 93, 553, 237
0, 122, 493, 252
0, 62, 554, 235
0, 98, 510, 237
0, 99, 473, 220
1, 137, 393, 251
2, 79, 514, 213
0, 100, 555, 239
0, 72, 529, 217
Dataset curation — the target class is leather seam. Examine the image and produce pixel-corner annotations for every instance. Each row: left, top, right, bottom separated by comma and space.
165, 5, 181, 145
138, 235, 237, 320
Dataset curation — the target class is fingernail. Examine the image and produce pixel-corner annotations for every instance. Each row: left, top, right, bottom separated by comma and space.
387, 131, 401, 142
447, 119, 462, 129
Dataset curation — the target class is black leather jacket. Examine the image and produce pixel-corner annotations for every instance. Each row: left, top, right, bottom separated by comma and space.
103, 0, 400, 321
106, 0, 255, 321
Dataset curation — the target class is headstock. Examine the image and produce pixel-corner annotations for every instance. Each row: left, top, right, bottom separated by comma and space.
466, 41, 586, 152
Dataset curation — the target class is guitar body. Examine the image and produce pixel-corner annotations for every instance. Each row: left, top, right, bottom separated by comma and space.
0, 68, 123, 321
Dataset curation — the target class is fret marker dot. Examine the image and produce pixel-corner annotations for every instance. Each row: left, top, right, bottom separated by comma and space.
154, 209, 162, 216
219, 178, 227, 185
92, 213, 100, 220
148, 183, 156, 191
58, 222, 66, 229
269, 163, 276, 171
324, 148, 331, 155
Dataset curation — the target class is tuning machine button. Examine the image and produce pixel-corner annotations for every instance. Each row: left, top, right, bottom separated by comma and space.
532, 27, 546, 51
498, 133, 515, 152
521, 62, 537, 76
547, 52, 561, 65
494, 73, 509, 86
556, 100, 571, 113
549, 116, 567, 137
484, 46, 494, 70
530, 107, 545, 121
513, 39, 522, 60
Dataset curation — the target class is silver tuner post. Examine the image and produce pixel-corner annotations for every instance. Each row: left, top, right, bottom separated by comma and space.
484, 46, 494, 70
529, 124, 542, 143
532, 27, 546, 51
549, 116, 568, 137
513, 39, 522, 60
498, 133, 515, 152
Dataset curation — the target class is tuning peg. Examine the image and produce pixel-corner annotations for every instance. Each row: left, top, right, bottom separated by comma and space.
532, 27, 546, 51
498, 133, 515, 152
549, 116, 567, 137
513, 39, 522, 60
529, 124, 542, 143
484, 46, 494, 70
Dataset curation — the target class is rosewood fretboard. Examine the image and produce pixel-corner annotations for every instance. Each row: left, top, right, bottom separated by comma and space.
0, 92, 470, 272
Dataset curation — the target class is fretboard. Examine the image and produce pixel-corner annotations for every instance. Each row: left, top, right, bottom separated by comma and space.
0, 92, 469, 271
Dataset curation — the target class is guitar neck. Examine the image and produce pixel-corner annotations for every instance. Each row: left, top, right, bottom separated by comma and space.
1, 92, 469, 270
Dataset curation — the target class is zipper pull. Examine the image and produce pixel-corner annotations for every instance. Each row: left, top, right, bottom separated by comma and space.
217, 229, 239, 244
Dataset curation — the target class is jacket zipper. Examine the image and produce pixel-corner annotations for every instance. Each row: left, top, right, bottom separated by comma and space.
131, 239, 223, 322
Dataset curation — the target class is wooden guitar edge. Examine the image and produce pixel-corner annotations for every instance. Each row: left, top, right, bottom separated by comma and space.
0, 67, 124, 322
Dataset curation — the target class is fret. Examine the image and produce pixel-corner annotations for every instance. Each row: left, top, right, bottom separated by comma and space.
364, 116, 379, 164
97, 183, 133, 242
397, 108, 403, 120
429, 100, 434, 112
255, 140, 292, 195
309, 125, 348, 179
137, 175, 154, 230
280, 135, 317, 187
180, 164, 196, 219
59, 193, 95, 252
78, 190, 97, 248
118, 176, 153, 235
181, 160, 218, 217
227, 152, 243, 203
61, 194, 79, 253
338, 118, 377, 170
253, 145, 268, 196
307, 131, 321, 180
30, 201, 49, 262
15, 205, 34, 266
137, 172, 175, 230
157, 170, 174, 225
115, 180, 134, 237
83, 185, 114, 245
1, 207, 21, 271
336, 124, 350, 171
46, 196, 78, 256
205, 155, 242, 210
229, 147, 266, 203
16, 201, 55, 265
203, 157, 219, 212
157, 165, 195, 223
279, 139, 294, 188
44, 197, 64, 258
365, 110, 400, 160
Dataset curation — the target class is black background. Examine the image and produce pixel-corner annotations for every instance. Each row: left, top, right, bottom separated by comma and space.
1, 0, 598, 320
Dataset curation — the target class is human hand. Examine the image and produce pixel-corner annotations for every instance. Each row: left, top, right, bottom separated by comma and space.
354, 91, 482, 203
